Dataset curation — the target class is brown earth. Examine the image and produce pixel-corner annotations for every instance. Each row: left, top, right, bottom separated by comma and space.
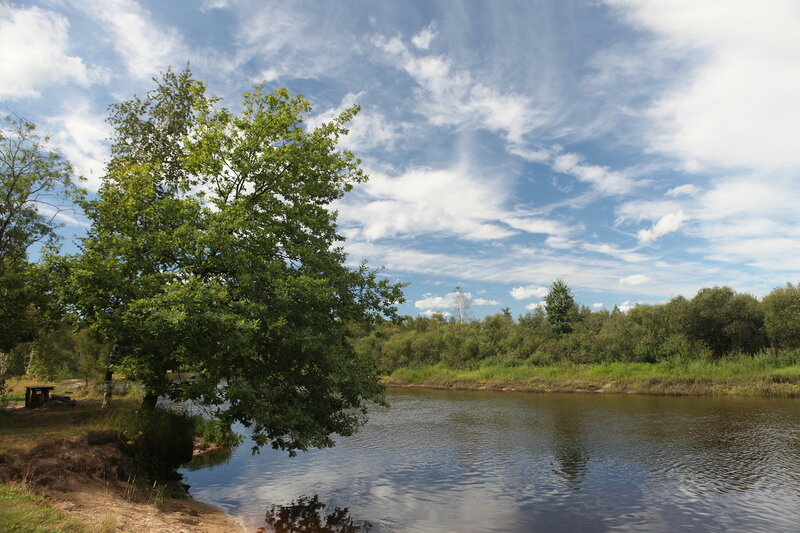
0, 405, 244, 532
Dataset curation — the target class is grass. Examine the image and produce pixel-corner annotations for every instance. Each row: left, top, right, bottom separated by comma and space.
384, 353, 800, 397
0, 398, 140, 457
0, 378, 239, 532
0, 377, 146, 455
3, 377, 143, 405
0, 483, 116, 533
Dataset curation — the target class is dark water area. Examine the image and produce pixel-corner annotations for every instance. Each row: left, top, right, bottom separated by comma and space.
181, 389, 800, 532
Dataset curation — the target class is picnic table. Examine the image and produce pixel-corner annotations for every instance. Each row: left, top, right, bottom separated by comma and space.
24, 386, 55, 408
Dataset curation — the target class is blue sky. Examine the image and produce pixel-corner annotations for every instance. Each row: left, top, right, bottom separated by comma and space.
2, 0, 799, 318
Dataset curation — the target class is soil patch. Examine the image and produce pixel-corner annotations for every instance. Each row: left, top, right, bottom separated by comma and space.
0, 407, 243, 532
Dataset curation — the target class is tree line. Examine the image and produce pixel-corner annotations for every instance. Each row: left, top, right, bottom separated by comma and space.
350, 281, 800, 372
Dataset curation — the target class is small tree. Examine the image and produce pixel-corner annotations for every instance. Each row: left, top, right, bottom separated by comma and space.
0, 116, 82, 353
544, 279, 580, 335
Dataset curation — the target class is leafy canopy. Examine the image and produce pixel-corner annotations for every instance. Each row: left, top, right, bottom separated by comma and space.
68, 69, 404, 453
0, 115, 82, 352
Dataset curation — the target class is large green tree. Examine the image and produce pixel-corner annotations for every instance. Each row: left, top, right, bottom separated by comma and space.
67, 70, 403, 452
0, 116, 82, 354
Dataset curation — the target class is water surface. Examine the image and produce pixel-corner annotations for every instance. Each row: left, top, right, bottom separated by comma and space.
182, 389, 800, 532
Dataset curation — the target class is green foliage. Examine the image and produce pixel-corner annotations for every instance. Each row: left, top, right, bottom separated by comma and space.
762, 283, 800, 350
192, 416, 243, 448
114, 407, 195, 480
685, 287, 767, 357
544, 280, 581, 335
0, 116, 83, 354
351, 282, 797, 374
2, 325, 107, 382
65, 69, 403, 454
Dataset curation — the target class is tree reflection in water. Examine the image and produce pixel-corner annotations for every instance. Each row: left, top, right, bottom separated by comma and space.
260, 495, 372, 533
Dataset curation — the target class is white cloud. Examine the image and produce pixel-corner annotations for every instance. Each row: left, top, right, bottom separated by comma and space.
201, 0, 232, 10
507, 144, 552, 163
45, 101, 111, 192
510, 285, 549, 300
230, 4, 366, 84
544, 236, 577, 250
0, 5, 105, 98
503, 217, 577, 237
415, 290, 473, 310
611, 0, 800, 173
666, 184, 700, 197
617, 300, 636, 313
345, 239, 707, 302
592, 303, 605, 309
619, 274, 651, 286
307, 92, 411, 152
583, 242, 650, 263
700, 177, 798, 220
551, 152, 637, 195
414, 292, 495, 310
82, 0, 187, 79
616, 199, 683, 223
374, 34, 542, 144
525, 301, 545, 310
411, 23, 437, 50
421, 309, 452, 318
637, 210, 687, 244
337, 163, 516, 241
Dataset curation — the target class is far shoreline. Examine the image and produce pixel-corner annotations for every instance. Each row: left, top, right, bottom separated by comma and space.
382, 359, 800, 398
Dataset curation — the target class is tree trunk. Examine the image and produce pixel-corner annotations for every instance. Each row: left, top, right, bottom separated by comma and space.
102, 366, 113, 409
141, 391, 158, 411
102, 344, 117, 409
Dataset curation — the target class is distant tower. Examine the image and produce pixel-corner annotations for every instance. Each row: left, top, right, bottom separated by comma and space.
453, 286, 470, 324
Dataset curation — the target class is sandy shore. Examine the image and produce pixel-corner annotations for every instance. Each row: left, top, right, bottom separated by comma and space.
49, 477, 245, 532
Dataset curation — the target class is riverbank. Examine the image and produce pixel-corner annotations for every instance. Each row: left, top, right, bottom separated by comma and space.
384, 358, 800, 396
0, 387, 243, 532
0, 479, 241, 533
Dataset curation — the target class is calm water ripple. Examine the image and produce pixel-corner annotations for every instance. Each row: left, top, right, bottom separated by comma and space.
182, 389, 800, 532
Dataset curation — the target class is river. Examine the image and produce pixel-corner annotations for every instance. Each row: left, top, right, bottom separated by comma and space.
181, 388, 800, 532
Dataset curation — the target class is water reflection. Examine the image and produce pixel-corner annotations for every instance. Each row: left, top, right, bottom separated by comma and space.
260, 494, 372, 533
550, 404, 590, 490
182, 390, 800, 532
184, 446, 234, 471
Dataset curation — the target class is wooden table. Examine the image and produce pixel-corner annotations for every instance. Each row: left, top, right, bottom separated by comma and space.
24, 386, 55, 408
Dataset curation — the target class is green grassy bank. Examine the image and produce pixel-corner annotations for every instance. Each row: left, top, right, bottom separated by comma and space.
384, 355, 800, 397
0, 378, 242, 532
0, 484, 115, 533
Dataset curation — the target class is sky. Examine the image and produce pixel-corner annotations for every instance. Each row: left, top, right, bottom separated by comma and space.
2, 0, 799, 319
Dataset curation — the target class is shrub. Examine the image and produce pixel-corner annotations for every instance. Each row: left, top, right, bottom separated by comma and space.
114, 408, 194, 480
192, 416, 243, 448
763, 283, 800, 350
